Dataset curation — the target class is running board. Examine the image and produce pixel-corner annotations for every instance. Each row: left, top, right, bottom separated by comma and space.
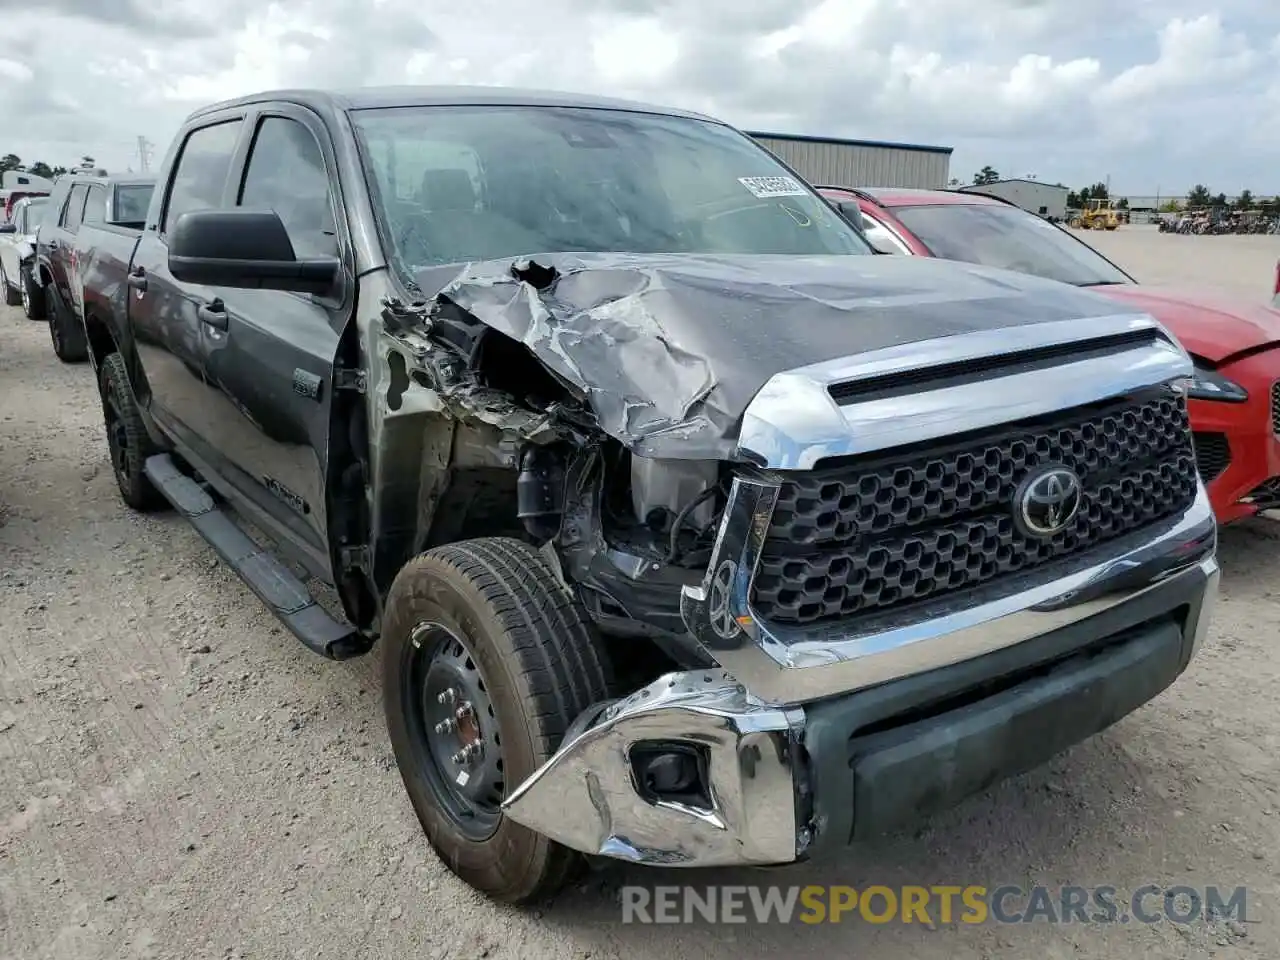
143, 454, 369, 660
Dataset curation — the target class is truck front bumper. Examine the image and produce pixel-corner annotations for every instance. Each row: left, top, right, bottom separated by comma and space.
502, 486, 1218, 867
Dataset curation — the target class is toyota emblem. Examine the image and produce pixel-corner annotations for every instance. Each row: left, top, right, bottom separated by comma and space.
1014, 464, 1082, 538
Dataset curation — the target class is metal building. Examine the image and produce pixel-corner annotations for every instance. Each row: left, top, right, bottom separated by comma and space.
959, 179, 1070, 221
747, 131, 953, 190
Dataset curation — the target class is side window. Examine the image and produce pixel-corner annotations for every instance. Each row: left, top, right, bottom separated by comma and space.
62, 184, 88, 231
83, 185, 107, 224
14, 207, 25, 234
239, 116, 337, 259
163, 119, 243, 234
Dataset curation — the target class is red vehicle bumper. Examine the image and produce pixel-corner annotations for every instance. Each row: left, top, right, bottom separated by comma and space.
1192, 349, 1280, 524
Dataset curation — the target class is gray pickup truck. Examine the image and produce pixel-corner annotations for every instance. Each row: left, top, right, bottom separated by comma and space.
76, 86, 1218, 903
35, 173, 155, 361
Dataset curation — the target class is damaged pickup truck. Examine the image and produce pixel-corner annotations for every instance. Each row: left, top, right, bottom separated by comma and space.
79, 87, 1219, 903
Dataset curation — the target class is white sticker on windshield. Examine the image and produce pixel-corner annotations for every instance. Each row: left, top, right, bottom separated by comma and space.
738, 176, 807, 198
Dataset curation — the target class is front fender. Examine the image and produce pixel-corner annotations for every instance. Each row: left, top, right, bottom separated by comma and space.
16, 240, 34, 265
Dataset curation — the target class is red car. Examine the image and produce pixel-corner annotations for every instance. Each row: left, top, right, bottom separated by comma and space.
819, 185, 1280, 524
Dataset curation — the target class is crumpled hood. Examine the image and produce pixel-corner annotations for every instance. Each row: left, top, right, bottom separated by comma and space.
417, 252, 1153, 460
1094, 284, 1280, 364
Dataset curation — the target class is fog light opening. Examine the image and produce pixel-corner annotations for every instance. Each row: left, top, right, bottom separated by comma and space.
629, 742, 713, 811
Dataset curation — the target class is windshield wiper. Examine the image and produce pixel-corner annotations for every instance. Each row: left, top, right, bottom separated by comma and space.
1078, 280, 1127, 287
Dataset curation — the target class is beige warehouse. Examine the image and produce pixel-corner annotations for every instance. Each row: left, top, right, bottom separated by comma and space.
748, 131, 953, 189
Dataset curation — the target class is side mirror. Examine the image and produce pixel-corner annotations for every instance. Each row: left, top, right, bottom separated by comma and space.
168, 209, 338, 295
0, 223, 17, 234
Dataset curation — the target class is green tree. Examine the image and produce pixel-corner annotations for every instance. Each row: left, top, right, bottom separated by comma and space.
1186, 184, 1211, 208
0, 154, 22, 174
1116, 197, 1129, 209
947, 177, 961, 188
1066, 191, 1080, 209
1086, 181, 1109, 200
25, 161, 54, 179
972, 165, 1000, 185
1211, 192, 1228, 208
1234, 189, 1254, 210
1159, 200, 1182, 212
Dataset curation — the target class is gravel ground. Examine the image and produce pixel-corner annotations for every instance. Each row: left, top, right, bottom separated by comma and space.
3, 229, 1280, 960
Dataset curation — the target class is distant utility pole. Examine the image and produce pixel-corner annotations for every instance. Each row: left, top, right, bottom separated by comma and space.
136, 135, 154, 172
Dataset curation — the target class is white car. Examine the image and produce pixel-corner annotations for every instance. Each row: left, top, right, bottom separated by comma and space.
0, 195, 49, 319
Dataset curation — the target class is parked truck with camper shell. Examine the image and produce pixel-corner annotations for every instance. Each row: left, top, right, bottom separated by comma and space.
75, 86, 1218, 904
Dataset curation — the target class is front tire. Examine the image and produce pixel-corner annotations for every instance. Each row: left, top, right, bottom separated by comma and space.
21, 266, 44, 321
98, 352, 165, 511
48, 287, 87, 363
382, 537, 613, 903
1, 263, 19, 306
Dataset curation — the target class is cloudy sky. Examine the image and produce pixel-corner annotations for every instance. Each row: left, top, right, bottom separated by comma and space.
0, 0, 1276, 196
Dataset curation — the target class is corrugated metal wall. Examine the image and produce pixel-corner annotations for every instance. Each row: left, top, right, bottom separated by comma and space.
751, 137, 950, 190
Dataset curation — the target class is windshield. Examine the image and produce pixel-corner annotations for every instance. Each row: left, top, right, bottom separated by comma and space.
114, 184, 154, 224
352, 104, 870, 271
892, 203, 1132, 287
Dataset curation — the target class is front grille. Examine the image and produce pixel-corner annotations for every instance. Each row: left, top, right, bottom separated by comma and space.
1192, 432, 1230, 483
752, 390, 1198, 625
1270, 381, 1280, 433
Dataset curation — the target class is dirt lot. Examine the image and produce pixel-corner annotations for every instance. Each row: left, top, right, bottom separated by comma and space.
2, 229, 1279, 960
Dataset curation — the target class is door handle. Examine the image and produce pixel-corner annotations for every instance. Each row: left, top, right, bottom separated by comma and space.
127, 268, 147, 292
198, 298, 227, 330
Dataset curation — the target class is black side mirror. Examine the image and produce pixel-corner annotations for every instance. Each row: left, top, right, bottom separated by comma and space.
168, 209, 338, 295
0, 223, 17, 234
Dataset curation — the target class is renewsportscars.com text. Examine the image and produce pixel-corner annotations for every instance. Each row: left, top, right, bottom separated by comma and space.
620, 884, 1249, 925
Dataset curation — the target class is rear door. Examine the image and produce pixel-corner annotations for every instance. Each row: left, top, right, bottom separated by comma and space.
48, 182, 89, 306
128, 115, 247, 448
71, 183, 109, 317
198, 104, 350, 559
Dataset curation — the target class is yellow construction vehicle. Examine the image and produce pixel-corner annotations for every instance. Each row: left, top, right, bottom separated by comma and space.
1069, 198, 1119, 230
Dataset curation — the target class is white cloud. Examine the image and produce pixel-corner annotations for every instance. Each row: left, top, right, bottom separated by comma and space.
0, 0, 1275, 194
1096, 14, 1256, 103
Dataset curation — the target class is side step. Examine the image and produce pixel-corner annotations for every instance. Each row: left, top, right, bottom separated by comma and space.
144, 454, 368, 660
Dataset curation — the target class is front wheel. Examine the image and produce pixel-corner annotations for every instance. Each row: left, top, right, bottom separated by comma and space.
20, 266, 44, 321
48, 288, 87, 363
382, 537, 613, 903
1, 262, 19, 306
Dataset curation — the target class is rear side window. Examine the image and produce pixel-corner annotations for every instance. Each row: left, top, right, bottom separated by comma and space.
61, 184, 88, 231
83, 184, 108, 224
114, 184, 154, 224
163, 119, 243, 233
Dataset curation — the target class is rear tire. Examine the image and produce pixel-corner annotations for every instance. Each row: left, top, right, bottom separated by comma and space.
382, 537, 613, 903
98, 352, 165, 511
48, 287, 87, 363
20, 266, 43, 320
1, 263, 19, 306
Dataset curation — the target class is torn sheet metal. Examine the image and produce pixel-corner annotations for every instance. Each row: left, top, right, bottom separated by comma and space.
409, 251, 1153, 461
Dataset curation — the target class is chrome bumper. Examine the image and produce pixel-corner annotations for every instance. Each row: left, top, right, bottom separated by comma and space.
501, 671, 804, 867
502, 550, 1216, 867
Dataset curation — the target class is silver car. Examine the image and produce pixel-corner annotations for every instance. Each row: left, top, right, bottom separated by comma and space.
0, 195, 49, 318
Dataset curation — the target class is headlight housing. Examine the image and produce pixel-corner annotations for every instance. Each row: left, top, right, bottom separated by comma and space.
1185, 364, 1248, 403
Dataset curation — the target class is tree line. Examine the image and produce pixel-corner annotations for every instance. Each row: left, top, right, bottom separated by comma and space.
956, 165, 1279, 213
0, 153, 99, 180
